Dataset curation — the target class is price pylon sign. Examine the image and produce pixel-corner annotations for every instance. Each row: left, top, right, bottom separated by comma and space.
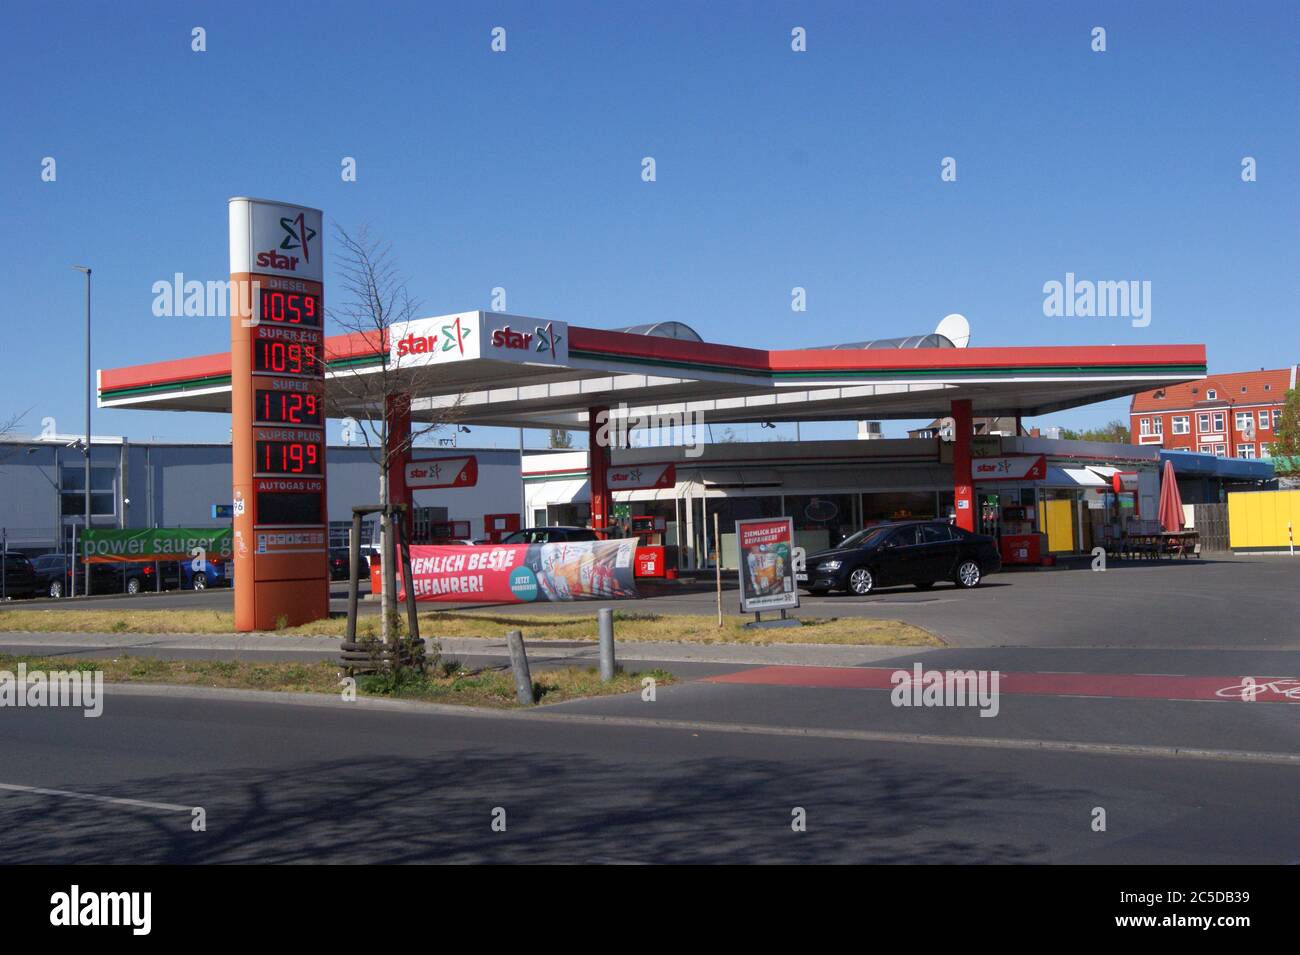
229, 197, 329, 631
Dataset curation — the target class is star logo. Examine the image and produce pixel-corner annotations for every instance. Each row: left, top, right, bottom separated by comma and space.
279, 213, 317, 263
440, 314, 474, 354
534, 321, 563, 355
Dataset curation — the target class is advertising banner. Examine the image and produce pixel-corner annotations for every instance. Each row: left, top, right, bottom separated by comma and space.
82, 528, 234, 564
736, 517, 799, 613
401, 539, 638, 602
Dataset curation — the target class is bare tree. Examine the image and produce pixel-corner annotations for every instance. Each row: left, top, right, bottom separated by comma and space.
0, 410, 29, 466
325, 223, 465, 642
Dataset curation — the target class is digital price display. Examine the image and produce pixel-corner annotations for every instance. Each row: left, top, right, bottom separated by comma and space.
253, 340, 321, 376
255, 390, 323, 426
256, 491, 323, 525
259, 289, 321, 327
256, 439, 323, 475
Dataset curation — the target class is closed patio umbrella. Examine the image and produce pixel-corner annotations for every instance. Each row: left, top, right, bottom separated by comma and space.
1157, 458, 1185, 533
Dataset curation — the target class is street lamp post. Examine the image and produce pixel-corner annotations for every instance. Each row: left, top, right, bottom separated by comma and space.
72, 265, 91, 596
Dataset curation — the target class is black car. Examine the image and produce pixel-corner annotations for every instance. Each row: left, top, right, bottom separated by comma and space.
0, 553, 38, 599
30, 554, 78, 598
328, 547, 371, 581
800, 520, 1001, 596
500, 526, 599, 544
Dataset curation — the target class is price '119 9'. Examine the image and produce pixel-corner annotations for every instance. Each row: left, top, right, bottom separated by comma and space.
255, 440, 323, 475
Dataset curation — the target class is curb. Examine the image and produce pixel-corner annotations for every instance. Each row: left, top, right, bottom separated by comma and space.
96, 681, 1300, 767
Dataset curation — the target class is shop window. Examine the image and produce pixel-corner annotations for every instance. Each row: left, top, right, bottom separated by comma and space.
784, 493, 855, 553
699, 496, 782, 569
860, 491, 937, 525
548, 503, 591, 528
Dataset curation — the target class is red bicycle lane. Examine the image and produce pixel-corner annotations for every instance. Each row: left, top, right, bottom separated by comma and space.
702, 666, 1300, 704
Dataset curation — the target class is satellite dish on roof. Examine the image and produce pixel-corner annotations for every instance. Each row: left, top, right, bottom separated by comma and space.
935, 314, 970, 349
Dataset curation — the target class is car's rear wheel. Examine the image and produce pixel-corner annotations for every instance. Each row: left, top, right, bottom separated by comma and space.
127, 577, 142, 595
49, 580, 63, 598
846, 567, 875, 596
955, 560, 982, 589
192, 574, 206, 591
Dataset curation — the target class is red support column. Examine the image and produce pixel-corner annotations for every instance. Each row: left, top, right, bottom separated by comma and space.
386, 393, 413, 540
951, 399, 975, 532
588, 405, 610, 536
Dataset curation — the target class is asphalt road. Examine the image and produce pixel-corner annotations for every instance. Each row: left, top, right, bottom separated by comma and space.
1, 680, 1295, 864
3, 555, 1294, 864
9, 554, 1300, 650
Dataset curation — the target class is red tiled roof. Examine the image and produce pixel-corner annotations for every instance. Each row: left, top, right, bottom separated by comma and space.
1130, 366, 1296, 413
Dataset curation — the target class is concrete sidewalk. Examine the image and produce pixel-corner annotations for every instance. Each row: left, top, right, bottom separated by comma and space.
0, 630, 929, 667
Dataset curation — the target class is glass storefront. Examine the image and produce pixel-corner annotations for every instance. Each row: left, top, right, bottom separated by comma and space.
694, 496, 782, 569
787, 493, 857, 555
861, 491, 938, 525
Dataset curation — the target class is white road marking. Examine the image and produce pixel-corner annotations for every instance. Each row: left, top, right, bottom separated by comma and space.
0, 782, 191, 813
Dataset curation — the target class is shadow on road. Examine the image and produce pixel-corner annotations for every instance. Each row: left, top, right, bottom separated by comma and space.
2, 749, 1077, 864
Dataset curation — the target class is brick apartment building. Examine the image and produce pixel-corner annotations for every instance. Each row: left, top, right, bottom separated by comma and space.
1130, 365, 1297, 459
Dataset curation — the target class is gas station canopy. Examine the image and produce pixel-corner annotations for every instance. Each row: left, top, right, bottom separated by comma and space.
99, 310, 1207, 429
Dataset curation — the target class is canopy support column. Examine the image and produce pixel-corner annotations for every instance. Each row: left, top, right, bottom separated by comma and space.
589, 405, 610, 536
952, 398, 975, 532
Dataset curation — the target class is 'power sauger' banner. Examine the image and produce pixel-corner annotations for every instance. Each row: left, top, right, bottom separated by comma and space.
400, 539, 638, 602
81, 528, 234, 564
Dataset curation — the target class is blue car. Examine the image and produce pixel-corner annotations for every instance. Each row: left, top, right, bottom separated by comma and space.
179, 559, 231, 591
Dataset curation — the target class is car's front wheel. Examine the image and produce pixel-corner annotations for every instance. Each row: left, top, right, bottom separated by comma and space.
846, 566, 875, 596
955, 559, 982, 589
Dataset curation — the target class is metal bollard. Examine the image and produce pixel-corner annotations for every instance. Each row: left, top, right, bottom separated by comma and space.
598, 608, 616, 682
506, 630, 534, 705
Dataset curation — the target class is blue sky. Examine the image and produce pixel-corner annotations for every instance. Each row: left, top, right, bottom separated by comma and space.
2, 0, 1296, 448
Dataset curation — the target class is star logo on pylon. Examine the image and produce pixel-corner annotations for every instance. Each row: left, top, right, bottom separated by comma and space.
279, 213, 317, 262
